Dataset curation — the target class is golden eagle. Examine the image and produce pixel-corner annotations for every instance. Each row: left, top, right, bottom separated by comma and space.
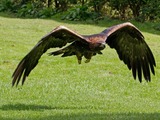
12, 22, 156, 86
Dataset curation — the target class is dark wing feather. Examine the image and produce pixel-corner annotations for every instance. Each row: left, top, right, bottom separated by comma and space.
103, 22, 156, 82
12, 26, 88, 86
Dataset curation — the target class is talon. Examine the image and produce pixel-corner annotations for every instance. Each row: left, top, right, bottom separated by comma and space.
78, 60, 81, 64
76, 53, 83, 64
85, 59, 90, 63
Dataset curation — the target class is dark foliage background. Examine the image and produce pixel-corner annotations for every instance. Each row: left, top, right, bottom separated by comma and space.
0, 0, 160, 22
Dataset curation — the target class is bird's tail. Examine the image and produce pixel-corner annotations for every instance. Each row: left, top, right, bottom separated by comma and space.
48, 46, 75, 57
49, 49, 64, 56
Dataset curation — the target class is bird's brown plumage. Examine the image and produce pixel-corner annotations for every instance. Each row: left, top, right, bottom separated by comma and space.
12, 22, 156, 86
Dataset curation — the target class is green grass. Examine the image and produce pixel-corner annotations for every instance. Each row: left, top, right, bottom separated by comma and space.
0, 12, 160, 120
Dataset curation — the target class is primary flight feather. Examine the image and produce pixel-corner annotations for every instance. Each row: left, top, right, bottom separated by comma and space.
12, 22, 156, 86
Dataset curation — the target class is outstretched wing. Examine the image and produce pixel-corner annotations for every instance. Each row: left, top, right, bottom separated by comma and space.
103, 22, 156, 82
12, 26, 88, 86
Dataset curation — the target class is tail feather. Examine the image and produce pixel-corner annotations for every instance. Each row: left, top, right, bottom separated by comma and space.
48, 46, 75, 57
49, 49, 64, 56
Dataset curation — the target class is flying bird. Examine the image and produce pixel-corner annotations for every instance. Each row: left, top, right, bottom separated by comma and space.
12, 22, 156, 86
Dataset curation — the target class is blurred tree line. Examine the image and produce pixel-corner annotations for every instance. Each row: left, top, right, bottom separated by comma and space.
0, 0, 160, 22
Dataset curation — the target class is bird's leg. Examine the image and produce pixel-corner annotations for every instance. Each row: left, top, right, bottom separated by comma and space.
77, 58, 82, 64
84, 52, 93, 63
76, 52, 83, 64
85, 59, 90, 63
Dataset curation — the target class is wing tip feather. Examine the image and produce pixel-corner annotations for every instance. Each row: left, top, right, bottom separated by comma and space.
12, 59, 26, 86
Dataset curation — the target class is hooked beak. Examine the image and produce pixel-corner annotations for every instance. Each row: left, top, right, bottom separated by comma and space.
99, 42, 106, 50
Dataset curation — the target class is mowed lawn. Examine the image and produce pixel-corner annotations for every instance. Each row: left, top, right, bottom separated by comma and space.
0, 13, 160, 120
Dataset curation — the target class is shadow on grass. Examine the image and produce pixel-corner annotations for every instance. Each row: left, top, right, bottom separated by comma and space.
28, 113, 160, 120
1, 104, 160, 120
0, 103, 97, 111
1, 112, 160, 120
0, 103, 53, 111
